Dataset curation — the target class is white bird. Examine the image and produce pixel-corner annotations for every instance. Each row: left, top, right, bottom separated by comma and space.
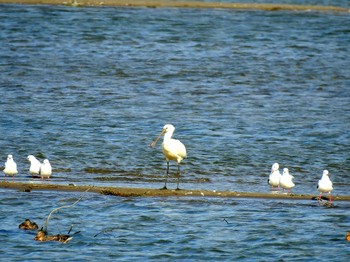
150, 124, 187, 190
317, 170, 333, 202
27, 155, 41, 177
3, 154, 18, 181
40, 159, 52, 181
268, 163, 281, 191
280, 168, 295, 193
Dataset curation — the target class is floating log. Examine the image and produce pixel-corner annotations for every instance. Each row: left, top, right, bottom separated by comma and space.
1, 181, 350, 201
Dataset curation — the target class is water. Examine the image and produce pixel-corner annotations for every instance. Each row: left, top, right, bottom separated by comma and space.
0, 4, 350, 260
1, 189, 350, 261
205, 0, 349, 8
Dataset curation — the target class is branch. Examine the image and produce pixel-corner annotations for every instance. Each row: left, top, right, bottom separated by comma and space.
42, 187, 92, 232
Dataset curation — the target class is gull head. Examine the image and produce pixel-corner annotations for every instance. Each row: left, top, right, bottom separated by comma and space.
271, 163, 279, 172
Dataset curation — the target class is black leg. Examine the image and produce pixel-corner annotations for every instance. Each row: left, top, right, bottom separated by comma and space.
176, 164, 181, 190
161, 161, 169, 190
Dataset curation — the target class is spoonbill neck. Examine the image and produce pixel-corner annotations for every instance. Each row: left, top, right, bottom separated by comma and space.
163, 131, 174, 141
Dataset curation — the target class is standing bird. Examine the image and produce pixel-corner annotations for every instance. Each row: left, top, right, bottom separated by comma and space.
40, 159, 52, 181
150, 124, 187, 190
268, 163, 281, 191
27, 155, 41, 177
317, 170, 333, 202
280, 168, 295, 193
3, 154, 18, 181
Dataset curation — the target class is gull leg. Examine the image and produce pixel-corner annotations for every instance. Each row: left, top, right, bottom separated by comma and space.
318, 193, 322, 205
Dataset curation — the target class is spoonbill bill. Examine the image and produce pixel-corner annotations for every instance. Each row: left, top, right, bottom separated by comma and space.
317, 170, 333, 202
150, 124, 187, 190
3, 154, 18, 181
268, 163, 281, 191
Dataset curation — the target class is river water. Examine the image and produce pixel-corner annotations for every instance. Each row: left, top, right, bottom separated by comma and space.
0, 3, 349, 261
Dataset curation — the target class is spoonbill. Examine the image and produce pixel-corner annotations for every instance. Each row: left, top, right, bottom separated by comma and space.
150, 124, 187, 190
280, 168, 295, 193
27, 155, 41, 177
268, 163, 281, 191
40, 159, 52, 181
3, 154, 18, 181
317, 170, 333, 202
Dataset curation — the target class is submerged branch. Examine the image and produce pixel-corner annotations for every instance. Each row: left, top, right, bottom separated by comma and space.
42, 187, 92, 232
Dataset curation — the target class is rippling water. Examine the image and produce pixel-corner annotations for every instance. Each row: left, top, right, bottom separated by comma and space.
210, 0, 349, 8
2, 189, 350, 261
1, 4, 350, 260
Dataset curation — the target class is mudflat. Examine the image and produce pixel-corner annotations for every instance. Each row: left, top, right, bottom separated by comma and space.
1, 181, 350, 201
0, 0, 348, 12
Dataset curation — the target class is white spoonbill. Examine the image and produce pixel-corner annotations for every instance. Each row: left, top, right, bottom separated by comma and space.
3, 154, 18, 181
268, 163, 281, 191
280, 168, 295, 193
40, 159, 52, 181
150, 124, 187, 190
27, 155, 41, 177
317, 170, 333, 202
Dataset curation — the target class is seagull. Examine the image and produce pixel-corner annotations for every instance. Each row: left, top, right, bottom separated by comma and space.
3, 154, 18, 181
268, 163, 281, 191
280, 168, 295, 193
27, 155, 41, 177
40, 159, 52, 181
150, 124, 187, 190
317, 170, 333, 202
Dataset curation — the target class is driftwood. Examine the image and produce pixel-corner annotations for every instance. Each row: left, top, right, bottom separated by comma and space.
33, 187, 91, 243
41, 187, 92, 233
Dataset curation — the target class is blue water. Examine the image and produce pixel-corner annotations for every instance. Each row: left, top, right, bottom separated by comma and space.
1, 3, 350, 261
207, 0, 349, 8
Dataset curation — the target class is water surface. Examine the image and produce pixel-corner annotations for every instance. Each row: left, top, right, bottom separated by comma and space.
0, 4, 349, 260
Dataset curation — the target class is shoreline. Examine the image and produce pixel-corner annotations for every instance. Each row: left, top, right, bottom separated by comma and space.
1, 181, 350, 201
0, 0, 349, 13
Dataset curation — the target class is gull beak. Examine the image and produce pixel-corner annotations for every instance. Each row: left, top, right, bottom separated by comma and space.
150, 128, 166, 148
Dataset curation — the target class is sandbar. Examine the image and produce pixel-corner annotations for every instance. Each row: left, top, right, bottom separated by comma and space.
1, 181, 350, 201
0, 0, 349, 13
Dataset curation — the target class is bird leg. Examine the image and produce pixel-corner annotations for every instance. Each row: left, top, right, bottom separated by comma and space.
161, 161, 169, 190
176, 164, 181, 190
